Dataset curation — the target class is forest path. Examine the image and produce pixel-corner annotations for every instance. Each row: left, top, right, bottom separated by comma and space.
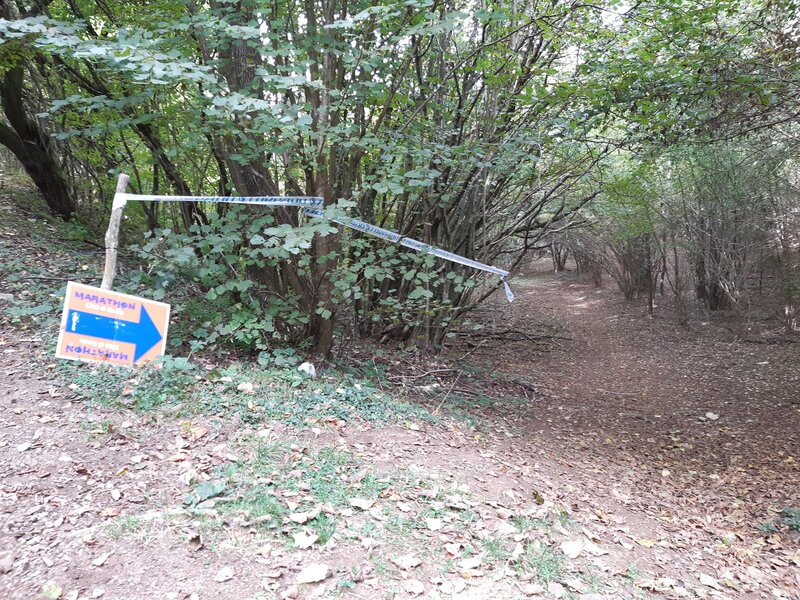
460, 267, 800, 596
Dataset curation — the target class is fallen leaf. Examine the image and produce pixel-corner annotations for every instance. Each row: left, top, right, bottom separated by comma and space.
440, 579, 467, 594
292, 529, 318, 549
495, 519, 517, 537
349, 498, 375, 510
263, 569, 284, 579
547, 581, 566, 598
560, 539, 583, 558
40, 581, 62, 599
295, 564, 329, 584
642, 578, 678, 591
187, 531, 203, 552
391, 554, 421, 570
699, 573, 722, 590
636, 538, 656, 548
563, 577, 587, 593
99, 507, 121, 518
511, 542, 524, 561
92, 552, 112, 567
288, 506, 320, 524
183, 481, 226, 507
190, 426, 209, 442
444, 543, 462, 556
522, 583, 545, 596
582, 539, 607, 556
402, 579, 425, 595
458, 556, 482, 570
459, 568, 484, 579
0, 555, 14, 573
361, 537, 378, 550
425, 517, 443, 531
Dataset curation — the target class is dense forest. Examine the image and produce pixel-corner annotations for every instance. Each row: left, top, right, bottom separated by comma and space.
1, 0, 798, 359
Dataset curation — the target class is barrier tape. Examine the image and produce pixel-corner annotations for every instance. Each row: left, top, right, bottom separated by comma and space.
113, 193, 323, 210
304, 209, 514, 303
112, 192, 513, 302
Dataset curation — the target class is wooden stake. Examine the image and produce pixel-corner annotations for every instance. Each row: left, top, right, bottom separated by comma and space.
101, 173, 130, 290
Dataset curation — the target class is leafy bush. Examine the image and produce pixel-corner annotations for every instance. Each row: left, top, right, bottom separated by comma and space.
123, 203, 481, 355
327, 235, 478, 343
124, 205, 335, 359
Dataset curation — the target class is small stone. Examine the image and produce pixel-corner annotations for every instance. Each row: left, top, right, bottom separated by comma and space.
215, 566, 234, 583
0, 555, 15, 573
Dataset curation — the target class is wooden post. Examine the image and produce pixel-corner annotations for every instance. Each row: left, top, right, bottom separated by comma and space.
101, 173, 130, 290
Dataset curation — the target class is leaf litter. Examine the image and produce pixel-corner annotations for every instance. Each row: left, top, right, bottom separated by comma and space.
0, 205, 797, 599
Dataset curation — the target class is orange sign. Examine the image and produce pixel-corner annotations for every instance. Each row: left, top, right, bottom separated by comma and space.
56, 282, 170, 366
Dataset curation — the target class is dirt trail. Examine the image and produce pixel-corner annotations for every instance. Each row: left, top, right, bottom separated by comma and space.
462, 268, 800, 597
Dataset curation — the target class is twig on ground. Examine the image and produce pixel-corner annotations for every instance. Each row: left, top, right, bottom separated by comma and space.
433, 372, 462, 415
386, 368, 457, 381
596, 388, 641, 397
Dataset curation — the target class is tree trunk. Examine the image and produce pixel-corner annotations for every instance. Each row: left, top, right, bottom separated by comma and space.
0, 66, 76, 219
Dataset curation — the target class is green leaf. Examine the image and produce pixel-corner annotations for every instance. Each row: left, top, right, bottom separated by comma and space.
184, 481, 226, 506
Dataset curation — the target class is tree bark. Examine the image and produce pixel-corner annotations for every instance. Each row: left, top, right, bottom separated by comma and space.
0, 66, 76, 219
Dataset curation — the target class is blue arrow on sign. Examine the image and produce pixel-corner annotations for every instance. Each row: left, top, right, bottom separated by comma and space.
66, 306, 162, 363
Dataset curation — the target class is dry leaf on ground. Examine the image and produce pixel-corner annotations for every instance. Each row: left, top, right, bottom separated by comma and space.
215, 566, 234, 583
391, 554, 421, 570
295, 564, 329, 584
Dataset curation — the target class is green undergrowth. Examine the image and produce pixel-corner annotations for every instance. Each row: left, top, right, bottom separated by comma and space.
60, 357, 434, 427
0, 187, 101, 328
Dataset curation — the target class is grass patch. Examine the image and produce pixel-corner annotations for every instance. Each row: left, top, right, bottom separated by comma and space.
513, 541, 567, 583
61, 358, 433, 428
105, 515, 144, 539
782, 508, 800, 531
513, 515, 552, 533
483, 538, 511, 562
192, 439, 411, 551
